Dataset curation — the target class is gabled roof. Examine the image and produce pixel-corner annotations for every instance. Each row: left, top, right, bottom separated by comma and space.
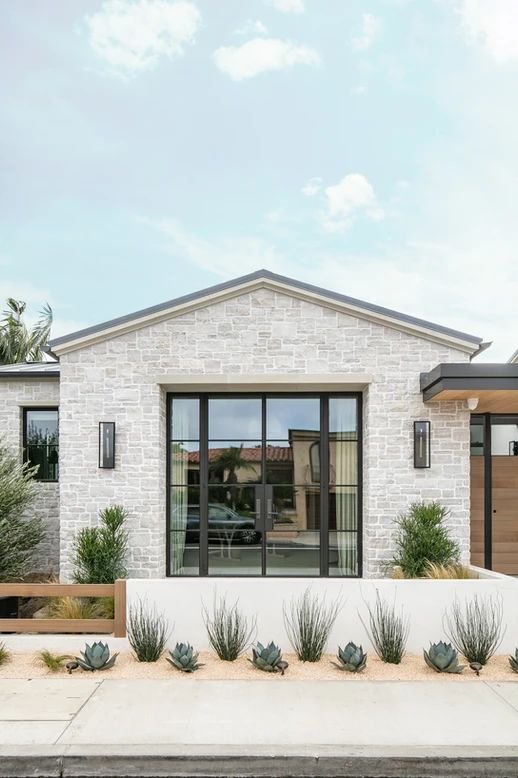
0, 362, 60, 379
49, 269, 484, 356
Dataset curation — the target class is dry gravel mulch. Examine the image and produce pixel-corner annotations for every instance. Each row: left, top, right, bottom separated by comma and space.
0, 652, 517, 681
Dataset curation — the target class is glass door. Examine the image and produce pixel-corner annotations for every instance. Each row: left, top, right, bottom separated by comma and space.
168, 393, 361, 577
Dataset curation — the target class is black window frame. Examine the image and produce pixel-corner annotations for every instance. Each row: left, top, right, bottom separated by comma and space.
166, 392, 363, 578
22, 406, 59, 483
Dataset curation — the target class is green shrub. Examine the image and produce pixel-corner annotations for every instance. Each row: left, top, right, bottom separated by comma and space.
203, 595, 256, 661
127, 599, 170, 662
445, 595, 504, 665
0, 440, 44, 581
361, 591, 409, 664
391, 501, 460, 578
72, 505, 128, 584
283, 588, 342, 662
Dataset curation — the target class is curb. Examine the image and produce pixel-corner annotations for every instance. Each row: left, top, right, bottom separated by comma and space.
3, 748, 518, 778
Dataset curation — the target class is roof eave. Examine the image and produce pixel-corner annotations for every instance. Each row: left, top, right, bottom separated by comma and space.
49, 271, 483, 356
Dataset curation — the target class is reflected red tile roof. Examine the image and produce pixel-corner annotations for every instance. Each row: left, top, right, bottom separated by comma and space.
187, 445, 293, 463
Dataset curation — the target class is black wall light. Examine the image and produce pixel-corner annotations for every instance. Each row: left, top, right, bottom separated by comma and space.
99, 422, 115, 469
414, 421, 431, 468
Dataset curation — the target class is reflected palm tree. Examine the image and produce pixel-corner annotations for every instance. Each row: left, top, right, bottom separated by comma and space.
209, 444, 255, 484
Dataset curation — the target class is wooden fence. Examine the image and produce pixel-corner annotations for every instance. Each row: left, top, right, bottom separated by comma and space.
0, 579, 126, 637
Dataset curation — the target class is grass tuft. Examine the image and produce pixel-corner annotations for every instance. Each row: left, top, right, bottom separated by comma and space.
445, 595, 504, 665
283, 588, 342, 662
127, 599, 170, 662
361, 591, 409, 664
37, 649, 70, 672
47, 597, 114, 620
0, 642, 10, 666
424, 562, 473, 579
203, 595, 256, 661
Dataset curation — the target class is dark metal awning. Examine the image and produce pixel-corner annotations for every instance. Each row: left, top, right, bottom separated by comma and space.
421, 363, 518, 412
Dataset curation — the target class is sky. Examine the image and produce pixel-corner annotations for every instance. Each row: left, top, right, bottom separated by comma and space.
1, 0, 518, 360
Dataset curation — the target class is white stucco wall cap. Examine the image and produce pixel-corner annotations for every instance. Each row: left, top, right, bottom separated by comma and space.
156, 372, 373, 391
49, 270, 484, 357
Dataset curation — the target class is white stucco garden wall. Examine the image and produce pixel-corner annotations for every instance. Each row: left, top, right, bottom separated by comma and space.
0, 378, 60, 574
57, 286, 471, 580
123, 575, 518, 655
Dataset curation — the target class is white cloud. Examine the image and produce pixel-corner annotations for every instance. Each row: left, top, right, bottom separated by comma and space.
352, 84, 366, 95
234, 20, 268, 37
214, 38, 320, 81
86, 0, 201, 75
457, 0, 518, 62
322, 173, 384, 232
266, 0, 304, 14
352, 13, 382, 51
302, 177, 322, 196
152, 219, 285, 276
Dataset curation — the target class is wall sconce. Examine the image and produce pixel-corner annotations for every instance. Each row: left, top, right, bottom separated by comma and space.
414, 421, 430, 468
99, 422, 115, 469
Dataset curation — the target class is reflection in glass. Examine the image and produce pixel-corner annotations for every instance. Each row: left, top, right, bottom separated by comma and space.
266, 531, 320, 575
329, 489, 357, 574
329, 532, 357, 576
329, 398, 357, 438
208, 532, 262, 575
491, 422, 518, 455
266, 397, 319, 439
470, 420, 484, 456
25, 409, 59, 481
269, 485, 320, 531
208, 442, 261, 483
171, 442, 200, 484
209, 398, 261, 439
330, 440, 357, 485
171, 398, 199, 440
265, 438, 318, 485
207, 485, 258, 524
170, 486, 200, 574
170, 531, 199, 575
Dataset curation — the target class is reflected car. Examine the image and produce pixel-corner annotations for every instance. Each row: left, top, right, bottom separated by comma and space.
178, 504, 261, 545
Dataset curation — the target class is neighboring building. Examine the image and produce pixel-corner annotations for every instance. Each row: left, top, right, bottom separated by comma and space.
1, 270, 517, 579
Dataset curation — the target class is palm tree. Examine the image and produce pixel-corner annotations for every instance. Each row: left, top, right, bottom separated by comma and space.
209, 445, 256, 484
0, 299, 53, 365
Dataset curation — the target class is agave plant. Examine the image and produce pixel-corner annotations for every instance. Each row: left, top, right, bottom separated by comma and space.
250, 642, 287, 674
333, 642, 367, 672
509, 650, 518, 673
75, 642, 118, 671
166, 643, 203, 673
424, 641, 464, 674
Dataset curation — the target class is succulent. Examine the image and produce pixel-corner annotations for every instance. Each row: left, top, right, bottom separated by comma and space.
166, 642, 203, 673
75, 642, 118, 672
250, 642, 287, 674
333, 642, 367, 672
509, 650, 518, 673
424, 641, 464, 674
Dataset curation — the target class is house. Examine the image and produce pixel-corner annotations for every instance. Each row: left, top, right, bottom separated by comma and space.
1, 270, 517, 580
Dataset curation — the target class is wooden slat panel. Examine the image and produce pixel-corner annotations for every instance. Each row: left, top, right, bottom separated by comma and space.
470, 456, 485, 567
0, 619, 114, 633
0, 584, 114, 597
492, 457, 518, 574
113, 579, 126, 638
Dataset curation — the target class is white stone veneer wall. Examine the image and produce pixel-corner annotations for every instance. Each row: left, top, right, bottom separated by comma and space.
0, 378, 60, 574
58, 288, 471, 580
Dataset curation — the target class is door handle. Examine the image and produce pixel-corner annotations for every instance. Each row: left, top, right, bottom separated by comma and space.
255, 498, 261, 517
266, 498, 274, 530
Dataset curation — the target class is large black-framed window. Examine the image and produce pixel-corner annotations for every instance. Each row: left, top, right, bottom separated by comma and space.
23, 407, 59, 482
166, 393, 362, 577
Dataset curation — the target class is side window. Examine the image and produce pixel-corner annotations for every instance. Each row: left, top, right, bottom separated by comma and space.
24, 408, 59, 481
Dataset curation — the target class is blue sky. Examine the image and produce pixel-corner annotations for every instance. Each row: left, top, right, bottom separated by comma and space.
1, 0, 517, 359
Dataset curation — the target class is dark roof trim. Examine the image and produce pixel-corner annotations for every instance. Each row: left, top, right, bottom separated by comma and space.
421, 362, 518, 401
50, 269, 483, 349
0, 369, 60, 379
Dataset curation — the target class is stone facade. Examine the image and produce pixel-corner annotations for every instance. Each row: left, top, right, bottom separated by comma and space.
55, 287, 471, 580
0, 378, 60, 574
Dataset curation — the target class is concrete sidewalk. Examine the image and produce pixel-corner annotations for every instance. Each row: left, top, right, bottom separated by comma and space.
2, 678, 518, 776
